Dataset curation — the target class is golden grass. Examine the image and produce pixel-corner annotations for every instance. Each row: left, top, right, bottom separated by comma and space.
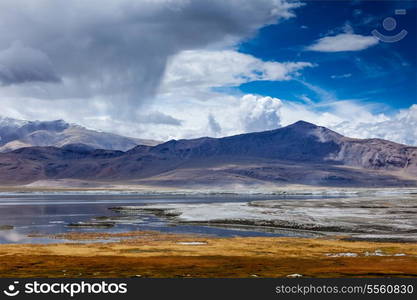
0, 231, 416, 278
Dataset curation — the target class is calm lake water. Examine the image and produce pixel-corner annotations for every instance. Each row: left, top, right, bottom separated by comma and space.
0, 192, 355, 244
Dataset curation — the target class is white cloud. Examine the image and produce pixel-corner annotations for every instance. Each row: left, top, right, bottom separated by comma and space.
330, 105, 417, 146
239, 94, 282, 132
161, 50, 313, 91
279, 100, 387, 128
307, 33, 379, 52
279, 100, 417, 146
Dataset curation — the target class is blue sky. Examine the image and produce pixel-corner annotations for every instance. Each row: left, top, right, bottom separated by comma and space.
237, 0, 416, 114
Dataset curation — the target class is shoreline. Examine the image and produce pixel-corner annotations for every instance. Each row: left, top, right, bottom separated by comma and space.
1, 184, 417, 196
1, 231, 417, 278
1, 188, 417, 244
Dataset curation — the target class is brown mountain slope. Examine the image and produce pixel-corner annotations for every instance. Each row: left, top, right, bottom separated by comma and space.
0, 121, 416, 187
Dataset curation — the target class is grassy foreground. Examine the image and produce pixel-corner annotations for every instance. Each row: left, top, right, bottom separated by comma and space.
0, 231, 416, 278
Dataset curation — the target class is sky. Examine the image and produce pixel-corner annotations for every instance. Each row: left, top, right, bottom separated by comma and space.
0, 0, 416, 145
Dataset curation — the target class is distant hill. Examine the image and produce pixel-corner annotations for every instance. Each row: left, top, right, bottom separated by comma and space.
0, 121, 416, 187
0, 117, 160, 152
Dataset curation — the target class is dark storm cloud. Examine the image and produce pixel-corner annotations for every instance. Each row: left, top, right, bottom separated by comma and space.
0, 0, 300, 117
0, 42, 61, 85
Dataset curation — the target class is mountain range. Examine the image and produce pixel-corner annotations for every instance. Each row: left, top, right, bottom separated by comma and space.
0, 117, 159, 152
0, 120, 416, 187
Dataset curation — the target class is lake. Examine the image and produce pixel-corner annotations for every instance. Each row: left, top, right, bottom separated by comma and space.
0, 192, 361, 244
1, 191, 416, 244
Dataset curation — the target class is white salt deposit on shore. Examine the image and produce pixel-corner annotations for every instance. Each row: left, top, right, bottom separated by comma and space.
115, 194, 417, 241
